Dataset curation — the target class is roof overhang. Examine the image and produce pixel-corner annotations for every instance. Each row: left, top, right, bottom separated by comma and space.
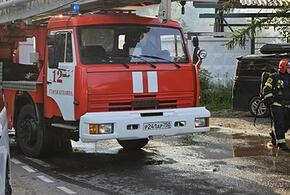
194, 0, 290, 8
239, 0, 290, 7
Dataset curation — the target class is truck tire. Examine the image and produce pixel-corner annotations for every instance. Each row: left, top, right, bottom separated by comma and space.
16, 104, 52, 157
5, 161, 12, 195
249, 96, 269, 118
117, 139, 149, 150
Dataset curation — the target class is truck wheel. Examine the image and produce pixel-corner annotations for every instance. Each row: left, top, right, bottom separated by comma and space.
117, 139, 149, 150
249, 96, 269, 118
16, 104, 52, 157
5, 161, 12, 195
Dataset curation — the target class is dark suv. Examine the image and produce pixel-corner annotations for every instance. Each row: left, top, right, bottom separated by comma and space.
232, 54, 286, 117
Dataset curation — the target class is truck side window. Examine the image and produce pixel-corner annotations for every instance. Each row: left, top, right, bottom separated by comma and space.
56, 33, 65, 63
55, 32, 73, 63
65, 32, 73, 62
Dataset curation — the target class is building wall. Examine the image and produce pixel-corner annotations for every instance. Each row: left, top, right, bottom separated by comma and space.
198, 37, 250, 84
136, 3, 252, 83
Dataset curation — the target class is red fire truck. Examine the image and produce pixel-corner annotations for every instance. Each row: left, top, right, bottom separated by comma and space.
0, 2, 210, 157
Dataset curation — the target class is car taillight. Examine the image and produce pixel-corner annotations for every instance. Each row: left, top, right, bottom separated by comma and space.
0, 89, 4, 110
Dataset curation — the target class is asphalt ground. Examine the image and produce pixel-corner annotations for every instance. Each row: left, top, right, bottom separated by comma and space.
9, 126, 290, 195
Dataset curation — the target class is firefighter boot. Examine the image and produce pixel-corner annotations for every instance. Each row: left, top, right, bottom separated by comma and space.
278, 143, 290, 151
269, 131, 276, 146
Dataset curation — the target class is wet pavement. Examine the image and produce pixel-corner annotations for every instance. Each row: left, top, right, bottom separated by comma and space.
11, 127, 290, 194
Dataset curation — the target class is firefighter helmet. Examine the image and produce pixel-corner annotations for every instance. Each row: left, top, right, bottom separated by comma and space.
279, 58, 290, 73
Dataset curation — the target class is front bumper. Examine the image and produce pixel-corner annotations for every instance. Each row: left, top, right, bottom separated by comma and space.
79, 107, 210, 142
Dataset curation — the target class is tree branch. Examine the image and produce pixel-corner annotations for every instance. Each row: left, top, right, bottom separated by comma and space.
222, 4, 290, 49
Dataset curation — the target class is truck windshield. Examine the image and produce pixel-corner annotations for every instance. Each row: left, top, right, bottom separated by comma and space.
77, 25, 188, 65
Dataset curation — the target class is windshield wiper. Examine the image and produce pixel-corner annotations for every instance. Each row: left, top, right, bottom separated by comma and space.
140, 55, 181, 69
108, 56, 130, 69
129, 55, 156, 69
121, 63, 130, 69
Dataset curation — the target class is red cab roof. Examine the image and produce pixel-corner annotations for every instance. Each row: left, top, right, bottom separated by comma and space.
47, 13, 182, 29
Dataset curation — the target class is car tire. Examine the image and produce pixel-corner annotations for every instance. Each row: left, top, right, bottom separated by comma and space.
117, 139, 149, 150
16, 104, 53, 157
5, 161, 12, 195
249, 96, 269, 118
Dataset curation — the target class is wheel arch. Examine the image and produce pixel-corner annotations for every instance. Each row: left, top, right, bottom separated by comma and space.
14, 91, 43, 129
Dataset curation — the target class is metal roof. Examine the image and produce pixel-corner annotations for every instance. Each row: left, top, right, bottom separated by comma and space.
239, 0, 290, 7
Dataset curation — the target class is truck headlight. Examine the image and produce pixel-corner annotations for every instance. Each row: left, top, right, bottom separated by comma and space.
195, 117, 209, 127
89, 123, 114, 134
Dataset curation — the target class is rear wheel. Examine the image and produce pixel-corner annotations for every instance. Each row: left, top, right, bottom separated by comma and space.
16, 104, 53, 157
249, 96, 269, 117
117, 139, 149, 150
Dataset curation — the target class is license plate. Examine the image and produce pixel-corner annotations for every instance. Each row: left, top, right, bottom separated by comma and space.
143, 121, 172, 130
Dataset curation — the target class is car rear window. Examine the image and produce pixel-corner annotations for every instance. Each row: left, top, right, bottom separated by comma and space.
236, 59, 279, 76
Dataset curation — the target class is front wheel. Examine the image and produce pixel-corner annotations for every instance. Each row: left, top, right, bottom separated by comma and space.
249, 96, 269, 118
117, 139, 149, 150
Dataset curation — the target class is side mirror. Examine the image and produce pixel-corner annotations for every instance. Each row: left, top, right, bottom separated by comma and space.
192, 36, 199, 48
192, 48, 207, 64
198, 50, 207, 59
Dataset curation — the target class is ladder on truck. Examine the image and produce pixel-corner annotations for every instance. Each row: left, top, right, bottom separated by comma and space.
0, 0, 178, 24
0, 0, 168, 24
0, 0, 75, 24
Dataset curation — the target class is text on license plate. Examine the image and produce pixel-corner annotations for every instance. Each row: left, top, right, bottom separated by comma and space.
143, 121, 172, 130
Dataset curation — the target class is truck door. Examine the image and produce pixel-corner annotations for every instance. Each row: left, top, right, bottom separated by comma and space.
47, 30, 76, 121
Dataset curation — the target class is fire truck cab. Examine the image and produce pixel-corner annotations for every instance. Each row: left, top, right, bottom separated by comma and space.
1, 10, 210, 157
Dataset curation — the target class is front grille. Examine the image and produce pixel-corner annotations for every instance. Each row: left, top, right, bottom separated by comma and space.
109, 100, 177, 111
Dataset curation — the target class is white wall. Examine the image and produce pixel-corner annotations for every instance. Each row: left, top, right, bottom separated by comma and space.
198, 36, 250, 84
19, 37, 35, 65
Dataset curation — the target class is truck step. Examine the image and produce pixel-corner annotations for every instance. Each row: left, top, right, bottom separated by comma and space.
51, 123, 78, 131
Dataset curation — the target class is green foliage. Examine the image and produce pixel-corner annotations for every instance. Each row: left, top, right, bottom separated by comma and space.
225, 17, 271, 49
272, 15, 290, 41
200, 68, 212, 90
223, 2, 290, 49
200, 68, 232, 111
223, 0, 239, 12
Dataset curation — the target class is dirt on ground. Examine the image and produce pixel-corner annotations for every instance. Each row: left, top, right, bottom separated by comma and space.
210, 110, 289, 136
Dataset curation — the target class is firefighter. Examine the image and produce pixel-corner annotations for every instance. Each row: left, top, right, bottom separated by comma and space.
262, 58, 290, 151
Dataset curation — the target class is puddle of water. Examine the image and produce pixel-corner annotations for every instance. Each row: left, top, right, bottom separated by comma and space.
36, 139, 176, 174
72, 140, 121, 154
175, 128, 290, 159
144, 159, 163, 165
232, 134, 290, 157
